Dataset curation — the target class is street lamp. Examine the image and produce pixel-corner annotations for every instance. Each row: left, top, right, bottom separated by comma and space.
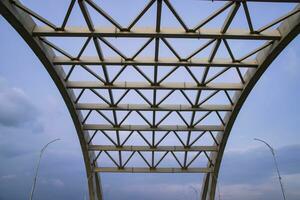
254, 138, 287, 200
29, 138, 60, 200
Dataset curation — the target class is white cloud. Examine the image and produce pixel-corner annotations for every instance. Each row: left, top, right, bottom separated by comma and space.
0, 174, 17, 180
40, 178, 65, 188
280, 44, 300, 77
283, 173, 300, 197
220, 174, 300, 200
108, 182, 201, 200
0, 78, 41, 128
51, 178, 65, 188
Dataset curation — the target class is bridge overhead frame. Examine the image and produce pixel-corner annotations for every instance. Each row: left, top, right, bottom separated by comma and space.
0, 0, 299, 199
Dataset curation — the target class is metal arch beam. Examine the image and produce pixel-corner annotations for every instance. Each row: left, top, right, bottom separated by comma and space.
202, 4, 300, 200
1, 0, 299, 199
0, 1, 102, 200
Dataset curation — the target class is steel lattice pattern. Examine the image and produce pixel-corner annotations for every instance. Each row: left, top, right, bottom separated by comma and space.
1, 0, 299, 199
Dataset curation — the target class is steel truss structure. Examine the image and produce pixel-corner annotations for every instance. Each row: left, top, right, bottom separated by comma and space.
0, 0, 299, 199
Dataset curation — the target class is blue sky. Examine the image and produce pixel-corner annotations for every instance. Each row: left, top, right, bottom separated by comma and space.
0, 1, 300, 200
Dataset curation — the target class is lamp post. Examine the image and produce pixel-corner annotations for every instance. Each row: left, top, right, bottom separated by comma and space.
254, 138, 287, 200
29, 138, 60, 200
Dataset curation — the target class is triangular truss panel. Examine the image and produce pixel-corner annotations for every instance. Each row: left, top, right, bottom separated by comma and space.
0, 0, 299, 200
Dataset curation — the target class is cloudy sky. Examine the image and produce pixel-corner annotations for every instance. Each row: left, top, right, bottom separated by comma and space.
0, 1, 300, 200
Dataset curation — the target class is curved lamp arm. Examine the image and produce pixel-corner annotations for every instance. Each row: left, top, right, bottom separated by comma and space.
254, 138, 287, 200
29, 138, 60, 200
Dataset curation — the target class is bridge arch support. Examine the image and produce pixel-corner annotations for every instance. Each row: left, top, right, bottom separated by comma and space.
201, 5, 300, 199
0, 1, 299, 200
0, 1, 102, 199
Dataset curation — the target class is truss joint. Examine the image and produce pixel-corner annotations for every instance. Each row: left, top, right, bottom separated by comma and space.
120, 28, 130, 32
124, 57, 133, 61
191, 105, 199, 109
186, 29, 195, 33
151, 83, 160, 86
181, 167, 188, 170
104, 82, 113, 86
54, 27, 64, 31
197, 83, 206, 87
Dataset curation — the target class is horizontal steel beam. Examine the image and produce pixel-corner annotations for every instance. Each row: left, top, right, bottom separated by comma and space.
88, 145, 218, 152
83, 124, 224, 132
76, 103, 233, 111
67, 81, 243, 90
224, 0, 300, 2
33, 26, 281, 40
54, 56, 258, 68
93, 167, 213, 173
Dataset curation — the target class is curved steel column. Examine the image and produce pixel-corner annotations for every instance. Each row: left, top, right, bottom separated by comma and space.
202, 4, 300, 200
0, 1, 102, 199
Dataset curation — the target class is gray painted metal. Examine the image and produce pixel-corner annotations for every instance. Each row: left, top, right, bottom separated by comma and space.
76, 103, 233, 111
88, 145, 218, 152
54, 57, 258, 67
94, 167, 214, 173
66, 81, 244, 90
33, 26, 281, 40
83, 124, 224, 132
0, 0, 299, 200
